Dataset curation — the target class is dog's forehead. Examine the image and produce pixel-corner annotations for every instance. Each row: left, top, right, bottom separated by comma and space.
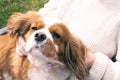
34, 16, 59, 39
42, 16, 61, 28
36, 16, 61, 37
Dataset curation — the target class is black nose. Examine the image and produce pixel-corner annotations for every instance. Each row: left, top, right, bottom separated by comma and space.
34, 32, 46, 42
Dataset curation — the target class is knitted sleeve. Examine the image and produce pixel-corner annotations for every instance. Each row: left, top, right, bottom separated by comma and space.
85, 52, 120, 80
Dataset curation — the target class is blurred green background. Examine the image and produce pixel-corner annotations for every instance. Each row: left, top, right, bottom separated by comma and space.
0, 0, 48, 28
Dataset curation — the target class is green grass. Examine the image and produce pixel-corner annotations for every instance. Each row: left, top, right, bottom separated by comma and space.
0, 0, 48, 28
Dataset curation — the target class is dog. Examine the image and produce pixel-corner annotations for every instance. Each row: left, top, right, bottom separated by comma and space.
0, 11, 77, 80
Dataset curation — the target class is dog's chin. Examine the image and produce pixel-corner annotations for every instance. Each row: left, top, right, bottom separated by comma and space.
25, 43, 46, 58
30, 46, 43, 56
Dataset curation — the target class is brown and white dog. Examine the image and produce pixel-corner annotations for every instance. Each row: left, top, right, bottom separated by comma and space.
0, 11, 88, 80
39, 16, 88, 80
0, 11, 75, 80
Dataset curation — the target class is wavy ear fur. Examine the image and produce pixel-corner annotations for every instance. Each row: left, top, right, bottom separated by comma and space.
7, 12, 30, 37
64, 35, 88, 80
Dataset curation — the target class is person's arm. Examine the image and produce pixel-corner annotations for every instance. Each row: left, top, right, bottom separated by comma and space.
38, 0, 57, 16
86, 49, 120, 80
86, 53, 120, 80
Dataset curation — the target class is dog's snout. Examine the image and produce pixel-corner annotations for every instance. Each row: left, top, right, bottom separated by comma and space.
35, 32, 46, 42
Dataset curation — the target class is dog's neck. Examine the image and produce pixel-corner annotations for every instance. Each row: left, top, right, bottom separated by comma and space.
27, 54, 61, 68
27, 54, 74, 80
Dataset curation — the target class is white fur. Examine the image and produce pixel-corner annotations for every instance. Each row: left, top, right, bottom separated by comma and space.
16, 36, 27, 56
27, 54, 72, 80
3, 73, 12, 80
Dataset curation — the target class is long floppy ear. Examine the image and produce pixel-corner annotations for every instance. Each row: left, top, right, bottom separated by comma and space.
49, 23, 88, 79
7, 12, 30, 37
64, 36, 88, 80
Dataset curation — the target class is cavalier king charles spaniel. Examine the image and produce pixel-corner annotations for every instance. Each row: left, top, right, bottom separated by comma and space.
0, 11, 88, 80
0, 11, 77, 80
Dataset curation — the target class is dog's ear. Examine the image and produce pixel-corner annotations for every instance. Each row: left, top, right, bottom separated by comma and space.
7, 12, 30, 37
64, 36, 88, 80
16, 36, 28, 56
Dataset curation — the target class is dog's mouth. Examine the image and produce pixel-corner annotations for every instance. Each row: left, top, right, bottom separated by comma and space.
25, 38, 57, 58
29, 45, 43, 56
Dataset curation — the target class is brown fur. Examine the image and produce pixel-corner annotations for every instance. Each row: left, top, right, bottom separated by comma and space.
0, 11, 44, 80
49, 23, 88, 80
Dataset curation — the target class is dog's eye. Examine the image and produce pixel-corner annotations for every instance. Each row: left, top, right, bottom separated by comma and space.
31, 27, 38, 30
52, 32, 61, 39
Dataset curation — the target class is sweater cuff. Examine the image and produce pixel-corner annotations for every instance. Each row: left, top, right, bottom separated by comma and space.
86, 52, 109, 80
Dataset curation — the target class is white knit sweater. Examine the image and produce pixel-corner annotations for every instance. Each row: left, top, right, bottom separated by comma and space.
38, 0, 120, 80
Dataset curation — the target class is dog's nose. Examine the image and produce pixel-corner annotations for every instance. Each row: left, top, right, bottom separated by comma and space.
35, 32, 46, 42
